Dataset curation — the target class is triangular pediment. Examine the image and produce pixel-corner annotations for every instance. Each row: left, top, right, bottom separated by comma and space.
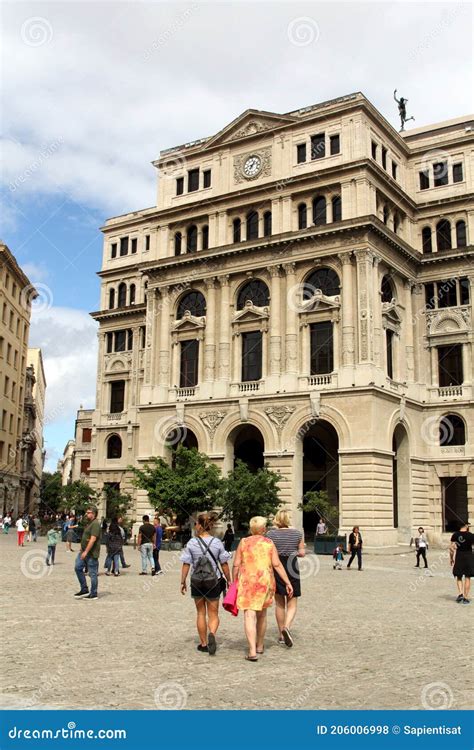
232, 302, 269, 324
173, 313, 206, 332
382, 302, 402, 324
300, 291, 341, 313
204, 109, 297, 149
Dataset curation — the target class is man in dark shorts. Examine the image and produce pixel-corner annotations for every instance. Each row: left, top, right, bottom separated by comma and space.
74, 506, 101, 600
449, 521, 473, 605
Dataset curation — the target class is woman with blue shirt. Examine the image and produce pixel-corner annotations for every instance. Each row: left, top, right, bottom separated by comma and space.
180, 513, 231, 655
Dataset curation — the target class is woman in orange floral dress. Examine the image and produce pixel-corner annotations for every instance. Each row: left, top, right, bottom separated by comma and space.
233, 516, 293, 661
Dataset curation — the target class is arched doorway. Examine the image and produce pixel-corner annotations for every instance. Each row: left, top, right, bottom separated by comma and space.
392, 424, 411, 539
301, 420, 339, 539
232, 424, 264, 472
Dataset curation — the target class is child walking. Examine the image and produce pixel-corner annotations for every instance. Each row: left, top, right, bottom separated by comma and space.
333, 544, 344, 570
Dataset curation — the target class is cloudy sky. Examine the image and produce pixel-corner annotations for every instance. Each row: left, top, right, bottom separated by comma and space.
1, 0, 472, 470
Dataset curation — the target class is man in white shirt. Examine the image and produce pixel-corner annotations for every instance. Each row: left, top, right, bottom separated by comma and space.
316, 519, 328, 535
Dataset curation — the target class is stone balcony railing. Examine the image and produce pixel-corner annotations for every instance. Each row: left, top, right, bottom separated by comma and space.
238, 380, 261, 393
175, 386, 197, 399
106, 412, 125, 421
300, 373, 338, 389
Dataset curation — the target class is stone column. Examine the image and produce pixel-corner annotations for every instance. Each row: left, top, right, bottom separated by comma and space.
284, 263, 298, 374
269, 265, 282, 375
354, 249, 373, 363
158, 286, 170, 387
462, 343, 471, 384
144, 289, 159, 385
372, 255, 382, 368
209, 212, 218, 248
431, 346, 439, 387
271, 198, 282, 234
404, 280, 415, 383
218, 275, 231, 381
218, 211, 227, 246
339, 252, 355, 365
204, 278, 216, 381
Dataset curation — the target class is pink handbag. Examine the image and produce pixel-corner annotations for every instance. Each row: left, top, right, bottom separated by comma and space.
222, 581, 239, 616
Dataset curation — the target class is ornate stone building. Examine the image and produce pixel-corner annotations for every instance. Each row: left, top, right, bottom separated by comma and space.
58, 408, 93, 485
90, 92, 473, 545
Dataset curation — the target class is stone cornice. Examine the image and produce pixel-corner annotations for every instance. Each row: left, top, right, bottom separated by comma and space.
90, 303, 146, 321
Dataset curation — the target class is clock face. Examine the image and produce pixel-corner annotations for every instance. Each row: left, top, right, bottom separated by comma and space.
243, 155, 262, 178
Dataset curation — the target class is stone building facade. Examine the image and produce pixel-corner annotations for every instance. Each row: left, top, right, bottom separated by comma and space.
57, 408, 93, 485
26, 348, 46, 510
89, 93, 473, 545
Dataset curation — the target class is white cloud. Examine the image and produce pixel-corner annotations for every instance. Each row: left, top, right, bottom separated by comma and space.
21, 261, 50, 283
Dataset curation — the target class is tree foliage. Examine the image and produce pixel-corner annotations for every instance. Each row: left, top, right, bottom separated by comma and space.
298, 490, 339, 533
61, 480, 98, 517
39, 472, 63, 515
221, 460, 281, 529
103, 485, 133, 523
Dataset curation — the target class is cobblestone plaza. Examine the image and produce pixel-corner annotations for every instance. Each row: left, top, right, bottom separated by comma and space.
0, 535, 471, 711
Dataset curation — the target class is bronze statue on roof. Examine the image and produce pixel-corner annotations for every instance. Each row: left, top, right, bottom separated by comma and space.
394, 90, 415, 131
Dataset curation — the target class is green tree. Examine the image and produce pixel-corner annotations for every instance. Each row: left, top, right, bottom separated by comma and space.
102, 484, 133, 523
40, 471, 63, 515
298, 490, 339, 534
130, 446, 222, 525
221, 460, 281, 529
61, 480, 98, 517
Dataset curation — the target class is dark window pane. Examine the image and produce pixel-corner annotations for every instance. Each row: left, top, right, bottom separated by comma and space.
237, 280, 270, 309
176, 177, 184, 195
419, 170, 430, 190
310, 321, 333, 375
436, 220, 452, 251
177, 291, 206, 319
460, 277, 470, 305
120, 237, 129, 256
422, 227, 432, 253
452, 163, 463, 183
440, 415, 465, 446
202, 225, 209, 250
174, 231, 182, 256
109, 288, 115, 309
82, 429, 92, 443
127, 329, 133, 350
106, 332, 113, 353
298, 203, 307, 229
117, 283, 127, 307
297, 143, 306, 163
115, 330, 126, 352
188, 169, 199, 192
263, 211, 272, 237
129, 284, 136, 304
424, 283, 435, 310
437, 279, 457, 308
140, 326, 146, 348
381, 147, 387, 170
381, 275, 394, 303
203, 170, 211, 188
456, 221, 467, 248
386, 330, 394, 378
311, 133, 325, 160
438, 345, 463, 386
433, 162, 448, 187
392, 162, 397, 179
110, 381, 125, 413
383, 206, 389, 225
180, 339, 199, 387
186, 225, 198, 253
304, 267, 340, 298
145, 235, 150, 251
233, 218, 241, 243
371, 141, 377, 160
131, 238, 137, 254
242, 331, 262, 381
332, 196, 342, 222
330, 134, 340, 155
107, 435, 122, 459
80, 459, 90, 475
312, 196, 327, 225
111, 243, 117, 258
246, 211, 259, 240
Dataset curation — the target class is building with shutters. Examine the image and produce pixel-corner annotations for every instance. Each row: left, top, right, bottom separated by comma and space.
89, 92, 473, 545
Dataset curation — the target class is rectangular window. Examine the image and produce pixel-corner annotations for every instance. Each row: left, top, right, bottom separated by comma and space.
145, 234, 150, 251
4, 376, 9, 398
391, 162, 398, 180
371, 141, 377, 160
82, 428, 92, 443
80, 459, 91, 476
203, 169, 211, 188
419, 170, 430, 190
433, 162, 448, 187
297, 143, 307, 163
452, 163, 463, 183
106, 332, 113, 354
111, 243, 117, 259
119, 237, 129, 256
311, 133, 325, 160
202, 225, 209, 251
310, 321, 333, 375
329, 134, 340, 155
460, 277, 470, 305
424, 283, 435, 310
188, 169, 200, 192
381, 147, 387, 170
180, 339, 199, 387
438, 344, 463, 386
437, 280, 457, 308
140, 326, 146, 348
131, 238, 137, 254
176, 177, 184, 195
115, 330, 126, 352
386, 330, 394, 379
1, 410, 6, 430
127, 329, 133, 350
241, 331, 262, 382
442, 476, 468, 533
110, 380, 125, 413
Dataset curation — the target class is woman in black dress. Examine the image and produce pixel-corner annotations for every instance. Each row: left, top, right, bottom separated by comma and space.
105, 519, 123, 577
450, 521, 473, 604
347, 526, 363, 570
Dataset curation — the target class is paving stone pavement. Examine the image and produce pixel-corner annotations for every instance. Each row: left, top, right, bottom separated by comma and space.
0, 534, 471, 711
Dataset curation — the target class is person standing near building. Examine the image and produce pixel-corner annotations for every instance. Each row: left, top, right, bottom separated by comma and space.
3, 513, 11, 534
16, 516, 26, 546
137, 515, 155, 575
347, 526, 363, 570
316, 518, 328, 535
64, 515, 78, 552
74, 506, 101, 600
223, 523, 235, 554
46, 526, 61, 566
28, 515, 37, 542
450, 521, 473, 604
411, 527, 429, 569
105, 518, 123, 576
152, 516, 163, 575
117, 516, 130, 569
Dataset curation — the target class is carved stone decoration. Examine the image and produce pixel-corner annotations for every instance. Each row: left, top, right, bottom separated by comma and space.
265, 405, 295, 432
239, 398, 249, 423
310, 391, 321, 418
199, 411, 226, 439
425, 307, 470, 336
230, 121, 274, 141
234, 147, 272, 184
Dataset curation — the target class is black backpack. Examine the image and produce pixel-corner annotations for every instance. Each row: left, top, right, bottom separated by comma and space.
190, 537, 223, 594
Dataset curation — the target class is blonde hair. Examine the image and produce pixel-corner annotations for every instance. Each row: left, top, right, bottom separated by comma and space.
274, 509, 291, 528
196, 512, 217, 532
249, 516, 267, 535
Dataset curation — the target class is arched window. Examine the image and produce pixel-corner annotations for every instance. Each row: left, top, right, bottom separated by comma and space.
202, 225, 209, 251
233, 218, 241, 243
117, 283, 127, 307
381, 275, 395, 303
129, 284, 136, 305
440, 414, 466, 446
186, 225, 198, 253
107, 434, 122, 459
298, 203, 307, 230
304, 267, 340, 299
237, 279, 270, 309
177, 290, 206, 319
312, 196, 327, 226
383, 206, 390, 225
456, 220, 467, 248
263, 211, 272, 237
436, 219, 452, 252
174, 231, 182, 256
332, 196, 342, 222
246, 211, 259, 240
422, 227, 432, 254
108, 288, 115, 309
